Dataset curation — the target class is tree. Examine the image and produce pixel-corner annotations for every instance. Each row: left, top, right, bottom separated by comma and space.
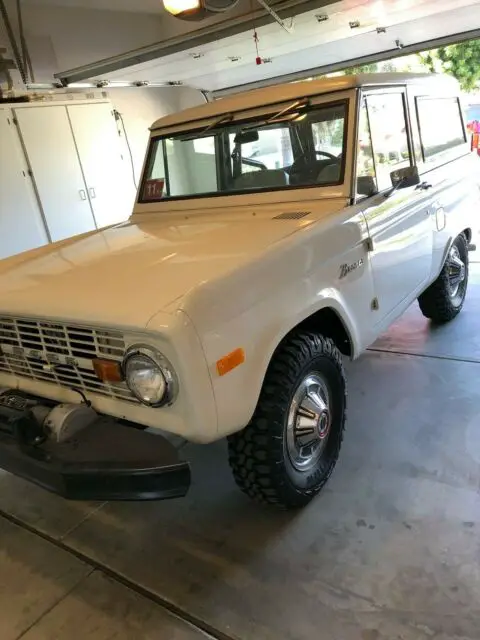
342, 63, 380, 75
341, 60, 399, 76
419, 39, 480, 92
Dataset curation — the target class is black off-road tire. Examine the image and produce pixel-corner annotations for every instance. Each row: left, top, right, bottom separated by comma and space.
227, 332, 346, 509
418, 233, 469, 324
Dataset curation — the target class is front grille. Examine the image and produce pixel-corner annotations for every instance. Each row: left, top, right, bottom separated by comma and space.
0, 316, 136, 403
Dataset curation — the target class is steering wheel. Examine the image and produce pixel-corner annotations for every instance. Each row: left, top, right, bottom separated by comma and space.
286, 149, 342, 185
314, 150, 338, 161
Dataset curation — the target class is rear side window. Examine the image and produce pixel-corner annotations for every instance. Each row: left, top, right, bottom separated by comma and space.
416, 97, 466, 160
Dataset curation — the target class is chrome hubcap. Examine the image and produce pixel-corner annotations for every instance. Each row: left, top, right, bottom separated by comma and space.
286, 374, 331, 471
447, 245, 466, 297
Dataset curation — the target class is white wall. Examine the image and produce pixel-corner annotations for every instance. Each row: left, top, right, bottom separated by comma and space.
1, 1, 163, 83
109, 86, 205, 185
0, 1, 205, 194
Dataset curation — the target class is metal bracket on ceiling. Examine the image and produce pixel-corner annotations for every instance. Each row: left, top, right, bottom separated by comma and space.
255, 0, 293, 33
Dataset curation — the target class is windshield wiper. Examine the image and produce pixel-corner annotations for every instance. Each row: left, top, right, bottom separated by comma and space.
239, 98, 310, 131
267, 98, 310, 123
178, 113, 234, 141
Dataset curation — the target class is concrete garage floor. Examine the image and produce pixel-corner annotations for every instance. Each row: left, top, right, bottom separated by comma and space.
1, 265, 480, 639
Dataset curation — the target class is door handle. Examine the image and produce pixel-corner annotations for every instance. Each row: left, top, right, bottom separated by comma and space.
415, 182, 432, 191
79, 189, 87, 200
89, 187, 96, 199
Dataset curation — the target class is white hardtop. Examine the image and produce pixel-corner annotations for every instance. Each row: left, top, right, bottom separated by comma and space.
151, 73, 459, 132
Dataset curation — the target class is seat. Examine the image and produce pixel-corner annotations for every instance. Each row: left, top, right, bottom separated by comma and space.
316, 162, 341, 185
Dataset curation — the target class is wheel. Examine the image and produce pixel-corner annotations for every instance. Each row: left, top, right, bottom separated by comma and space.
418, 233, 469, 323
227, 332, 346, 509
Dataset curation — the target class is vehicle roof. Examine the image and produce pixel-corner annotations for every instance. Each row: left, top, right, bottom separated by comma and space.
151, 72, 459, 131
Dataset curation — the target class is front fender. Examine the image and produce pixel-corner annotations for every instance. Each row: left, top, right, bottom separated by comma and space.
186, 287, 359, 440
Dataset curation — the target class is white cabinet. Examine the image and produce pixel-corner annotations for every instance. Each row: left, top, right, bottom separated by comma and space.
0, 111, 49, 259
67, 103, 134, 229
15, 106, 97, 243
0, 98, 135, 259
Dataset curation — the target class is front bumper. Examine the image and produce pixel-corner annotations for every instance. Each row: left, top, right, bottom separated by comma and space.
0, 395, 191, 501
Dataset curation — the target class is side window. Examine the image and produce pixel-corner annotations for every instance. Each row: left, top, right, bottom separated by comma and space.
356, 99, 377, 197
165, 136, 218, 197
416, 97, 466, 160
366, 93, 411, 191
149, 140, 166, 180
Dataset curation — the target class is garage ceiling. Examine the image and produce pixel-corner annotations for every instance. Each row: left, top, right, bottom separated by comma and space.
23, 0, 165, 13
53, 0, 480, 93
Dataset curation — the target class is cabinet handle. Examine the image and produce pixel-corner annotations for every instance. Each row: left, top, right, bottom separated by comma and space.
89, 187, 96, 199
79, 189, 87, 200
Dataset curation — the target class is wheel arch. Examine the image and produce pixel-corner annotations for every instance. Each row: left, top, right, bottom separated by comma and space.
254, 304, 355, 411
463, 227, 472, 244
283, 307, 354, 357
440, 228, 471, 267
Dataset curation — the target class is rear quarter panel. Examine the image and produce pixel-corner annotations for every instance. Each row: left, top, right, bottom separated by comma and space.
424, 154, 479, 279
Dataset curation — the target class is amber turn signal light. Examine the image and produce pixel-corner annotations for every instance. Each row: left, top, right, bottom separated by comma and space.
216, 348, 245, 377
93, 358, 124, 383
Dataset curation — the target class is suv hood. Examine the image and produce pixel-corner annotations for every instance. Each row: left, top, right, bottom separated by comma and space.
0, 204, 342, 329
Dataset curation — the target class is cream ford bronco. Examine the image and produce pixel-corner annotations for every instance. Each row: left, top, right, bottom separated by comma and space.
0, 73, 477, 508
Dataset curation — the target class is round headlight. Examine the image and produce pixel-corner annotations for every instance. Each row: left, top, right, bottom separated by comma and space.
123, 346, 177, 407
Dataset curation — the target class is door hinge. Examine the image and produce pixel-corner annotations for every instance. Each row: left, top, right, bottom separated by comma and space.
371, 297, 379, 311
12, 116, 18, 125
364, 237, 374, 252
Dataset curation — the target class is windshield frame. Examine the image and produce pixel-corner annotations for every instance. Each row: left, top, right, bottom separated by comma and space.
137, 97, 350, 204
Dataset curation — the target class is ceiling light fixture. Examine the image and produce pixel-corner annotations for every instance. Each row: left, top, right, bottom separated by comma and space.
163, 0, 200, 18
162, 0, 239, 21
162, 0, 291, 32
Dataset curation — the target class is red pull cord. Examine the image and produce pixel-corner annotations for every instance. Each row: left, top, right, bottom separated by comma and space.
254, 29, 262, 65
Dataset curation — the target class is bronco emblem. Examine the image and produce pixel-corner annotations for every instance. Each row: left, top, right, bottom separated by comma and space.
339, 258, 364, 279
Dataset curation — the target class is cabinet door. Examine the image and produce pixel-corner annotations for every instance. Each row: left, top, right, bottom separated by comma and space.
15, 106, 96, 243
0, 110, 49, 259
67, 103, 135, 229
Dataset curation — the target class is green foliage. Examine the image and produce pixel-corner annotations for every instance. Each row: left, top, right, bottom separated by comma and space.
342, 63, 380, 75
341, 60, 403, 76
419, 39, 480, 92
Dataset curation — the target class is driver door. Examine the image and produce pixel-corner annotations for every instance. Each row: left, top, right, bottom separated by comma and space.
357, 91, 433, 325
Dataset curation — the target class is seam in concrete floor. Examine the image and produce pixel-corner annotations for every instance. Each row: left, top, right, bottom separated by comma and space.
0, 511, 235, 640
14, 566, 96, 640
58, 502, 107, 542
367, 347, 480, 365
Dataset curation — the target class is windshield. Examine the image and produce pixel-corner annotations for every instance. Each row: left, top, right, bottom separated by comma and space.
139, 101, 348, 202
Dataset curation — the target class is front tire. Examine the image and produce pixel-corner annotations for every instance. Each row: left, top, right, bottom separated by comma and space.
227, 332, 346, 509
418, 233, 469, 323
